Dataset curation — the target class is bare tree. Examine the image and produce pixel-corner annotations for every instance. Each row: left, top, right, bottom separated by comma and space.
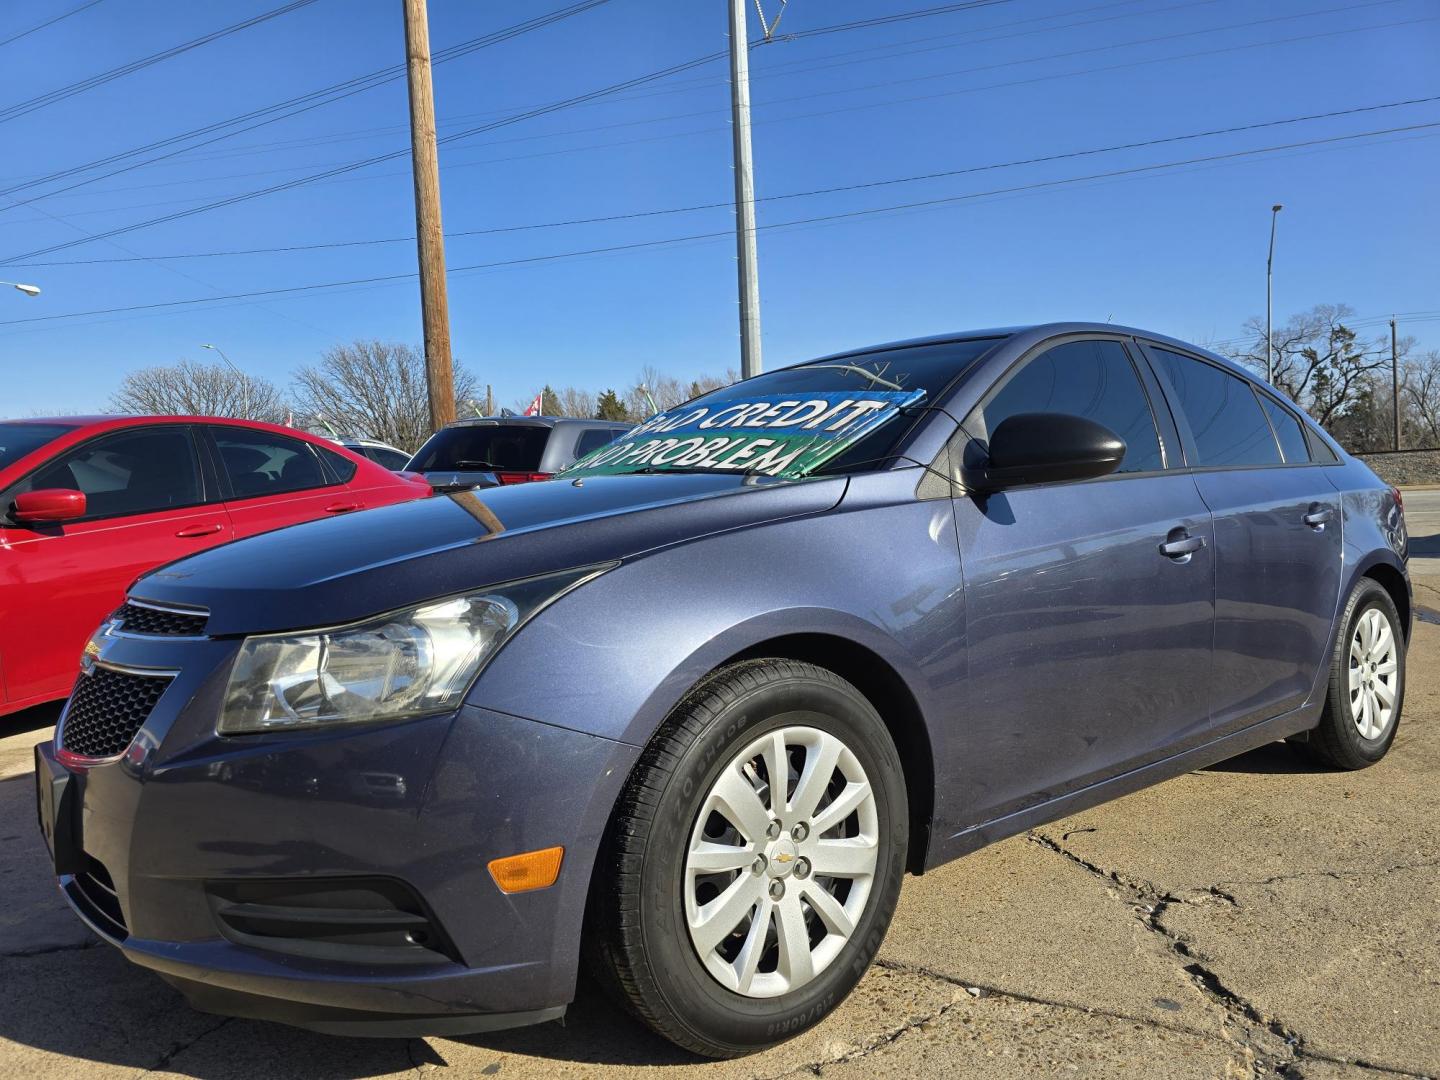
1219, 304, 1405, 428
688, 368, 739, 398
110, 359, 287, 422
291, 340, 478, 451
1403, 350, 1440, 445
554, 385, 596, 419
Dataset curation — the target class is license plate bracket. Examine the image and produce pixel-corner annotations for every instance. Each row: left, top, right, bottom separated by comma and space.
34, 743, 84, 876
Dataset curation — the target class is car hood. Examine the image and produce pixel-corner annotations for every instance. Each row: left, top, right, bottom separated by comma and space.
132, 472, 847, 635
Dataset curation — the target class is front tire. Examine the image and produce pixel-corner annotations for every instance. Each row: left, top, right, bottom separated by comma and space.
587, 660, 908, 1058
1304, 578, 1405, 770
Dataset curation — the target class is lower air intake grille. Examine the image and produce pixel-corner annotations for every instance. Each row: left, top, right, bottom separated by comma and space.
59, 666, 172, 759
114, 601, 208, 637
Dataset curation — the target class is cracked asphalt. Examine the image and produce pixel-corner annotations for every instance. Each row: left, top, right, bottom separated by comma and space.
1, 579, 1436, 1079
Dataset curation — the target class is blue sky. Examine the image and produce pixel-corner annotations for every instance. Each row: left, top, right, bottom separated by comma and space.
1, 0, 1437, 416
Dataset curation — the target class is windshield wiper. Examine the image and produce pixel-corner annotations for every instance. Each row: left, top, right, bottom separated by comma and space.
805, 363, 904, 390
450, 459, 500, 470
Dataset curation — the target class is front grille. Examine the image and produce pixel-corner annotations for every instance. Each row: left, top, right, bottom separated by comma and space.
59, 666, 172, 759
114, 601, 208, 637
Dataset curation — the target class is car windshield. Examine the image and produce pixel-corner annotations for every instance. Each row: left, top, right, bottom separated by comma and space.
562, 339, 1002, 480
408, 424, 551, 472
0, 422, 75, 471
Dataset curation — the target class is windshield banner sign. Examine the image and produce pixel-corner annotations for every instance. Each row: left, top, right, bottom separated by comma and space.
564, 389, 926, 479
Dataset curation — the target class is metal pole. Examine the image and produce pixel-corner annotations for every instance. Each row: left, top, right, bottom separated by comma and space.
1266, 204, 1282, 384
403, 0, 456, 433
202, 344, 248, 419
1391, 316, 1401, 451
728, 0, 762, 378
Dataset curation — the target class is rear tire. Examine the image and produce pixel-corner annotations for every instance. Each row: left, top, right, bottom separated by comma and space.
1303, 578, 1405, 770
587, 659, 908, 1058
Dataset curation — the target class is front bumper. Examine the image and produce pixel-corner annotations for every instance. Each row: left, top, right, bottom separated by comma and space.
39, 671, 638, 1037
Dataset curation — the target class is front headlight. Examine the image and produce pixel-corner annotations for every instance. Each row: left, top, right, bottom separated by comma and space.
218, 565, 607, 734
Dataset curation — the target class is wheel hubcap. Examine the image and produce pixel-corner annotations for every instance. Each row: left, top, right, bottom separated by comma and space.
1348, 607, 1398, 741
683, 725, 880, 998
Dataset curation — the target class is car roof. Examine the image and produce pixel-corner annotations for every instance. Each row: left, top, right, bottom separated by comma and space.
441, 416, 631, 430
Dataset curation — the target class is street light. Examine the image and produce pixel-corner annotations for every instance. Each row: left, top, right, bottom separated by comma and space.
1266, 204, 1283, 384
201, 343, 249, 419
1, 281, 41, 297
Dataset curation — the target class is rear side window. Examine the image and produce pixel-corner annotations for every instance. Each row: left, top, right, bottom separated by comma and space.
969, 339, 1164, 474
212, 427, 331, 497
318, 446, 359, 482
1149, 349, 1281, 467
409, 425, 551, 472
1257, 394, 1310, 464
8, 427, 201, 519
575, 427, 622, 459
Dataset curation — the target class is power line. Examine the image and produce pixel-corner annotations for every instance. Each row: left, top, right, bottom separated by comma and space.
0, 0, 107, 50
0, 0, 325, 126
13, 94, 1438, 267
0, 0, 1011, 208
0, 0, 617, 208
5, 119, 1435, 328
7, 0, 1426, 224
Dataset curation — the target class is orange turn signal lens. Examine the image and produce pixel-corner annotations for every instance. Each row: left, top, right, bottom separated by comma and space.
488, 846, 564, 894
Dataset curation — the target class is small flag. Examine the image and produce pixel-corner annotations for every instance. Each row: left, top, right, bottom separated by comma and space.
523, 393, 543, 417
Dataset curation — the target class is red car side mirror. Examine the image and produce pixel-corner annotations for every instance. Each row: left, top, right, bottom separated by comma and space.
12, 489, 86, 524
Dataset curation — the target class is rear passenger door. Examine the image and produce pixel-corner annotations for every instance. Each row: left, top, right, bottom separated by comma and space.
204, 426, 361, 540
1138, 343, 1343, 734
950, 336, 1217, 826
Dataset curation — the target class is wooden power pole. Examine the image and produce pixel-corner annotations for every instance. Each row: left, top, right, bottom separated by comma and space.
402, 0, 455, 431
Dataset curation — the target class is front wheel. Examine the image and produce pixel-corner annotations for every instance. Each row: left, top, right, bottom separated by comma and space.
1303, 577, 1406, 770
587, 660, 908, 1058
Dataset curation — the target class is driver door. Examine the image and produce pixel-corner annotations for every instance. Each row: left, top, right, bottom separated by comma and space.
947, 337, 1217, 828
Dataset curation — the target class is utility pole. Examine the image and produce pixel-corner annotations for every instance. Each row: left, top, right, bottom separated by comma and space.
1391, 316, 1401, 451
728, 0, 763, 379
1266, 204, 1282, 384
403, 0, 455, 432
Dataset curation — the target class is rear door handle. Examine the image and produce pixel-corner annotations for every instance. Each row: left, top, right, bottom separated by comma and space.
325, 502, 364, 514
1304, 507, 1334, 529
1159, 532, 1205, 560
175, 523, 224, 538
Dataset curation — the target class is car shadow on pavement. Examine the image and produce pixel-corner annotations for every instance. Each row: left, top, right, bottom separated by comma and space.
0, 701, 60, 741
1202, 739, 1329, 775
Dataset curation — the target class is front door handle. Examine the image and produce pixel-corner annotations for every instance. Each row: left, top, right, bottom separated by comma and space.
325, 501, 364, 514
1159, 530, 1205, 561
175, 523, 223, 538
1304, 507, 1334, 529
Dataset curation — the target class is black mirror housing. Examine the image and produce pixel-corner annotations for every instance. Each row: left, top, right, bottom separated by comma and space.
971, 412, 1126, 492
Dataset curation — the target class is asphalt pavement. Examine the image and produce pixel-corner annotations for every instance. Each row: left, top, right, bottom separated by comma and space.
1, 518, 1436, 1079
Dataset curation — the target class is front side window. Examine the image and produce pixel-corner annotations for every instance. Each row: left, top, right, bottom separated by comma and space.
7, 426, 201, 519
213, 428, 330, 498
1149, 349, 1281, 467
968, 339, 1164, 474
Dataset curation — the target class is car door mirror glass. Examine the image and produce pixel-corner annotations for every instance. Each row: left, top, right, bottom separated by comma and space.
13, 488, 87, 523
970, 413, 1125, 492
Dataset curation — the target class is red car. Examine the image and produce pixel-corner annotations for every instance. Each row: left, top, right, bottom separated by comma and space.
0, 416, 428, 717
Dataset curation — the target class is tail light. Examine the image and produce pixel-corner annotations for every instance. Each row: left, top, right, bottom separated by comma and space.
494, 471, 553, 485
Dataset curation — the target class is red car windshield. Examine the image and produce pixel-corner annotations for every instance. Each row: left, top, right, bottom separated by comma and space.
0, 423, 75, 471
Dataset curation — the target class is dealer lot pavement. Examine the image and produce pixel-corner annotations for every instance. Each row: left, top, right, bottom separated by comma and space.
1, 586, 1436, 1079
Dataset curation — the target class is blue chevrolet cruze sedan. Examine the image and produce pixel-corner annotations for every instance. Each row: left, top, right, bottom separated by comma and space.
35, 323, 1410, 1057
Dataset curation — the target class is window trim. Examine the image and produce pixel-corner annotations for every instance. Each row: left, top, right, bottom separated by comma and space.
0, 423, 210, 527
1252, 385, 1313, 465
201, 425, 342, 503
961, 332, 1173, 479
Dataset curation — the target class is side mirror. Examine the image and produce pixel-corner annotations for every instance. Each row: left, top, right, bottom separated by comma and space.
12, 489, 86, 524
972, 413, 1125, 492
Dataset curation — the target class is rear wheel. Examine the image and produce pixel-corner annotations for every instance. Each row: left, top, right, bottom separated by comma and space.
587, 660, 908, 1058
1303, 578, 1405, 770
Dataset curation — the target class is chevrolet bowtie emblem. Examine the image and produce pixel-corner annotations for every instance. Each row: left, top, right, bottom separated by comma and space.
774, 852, 794, 863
